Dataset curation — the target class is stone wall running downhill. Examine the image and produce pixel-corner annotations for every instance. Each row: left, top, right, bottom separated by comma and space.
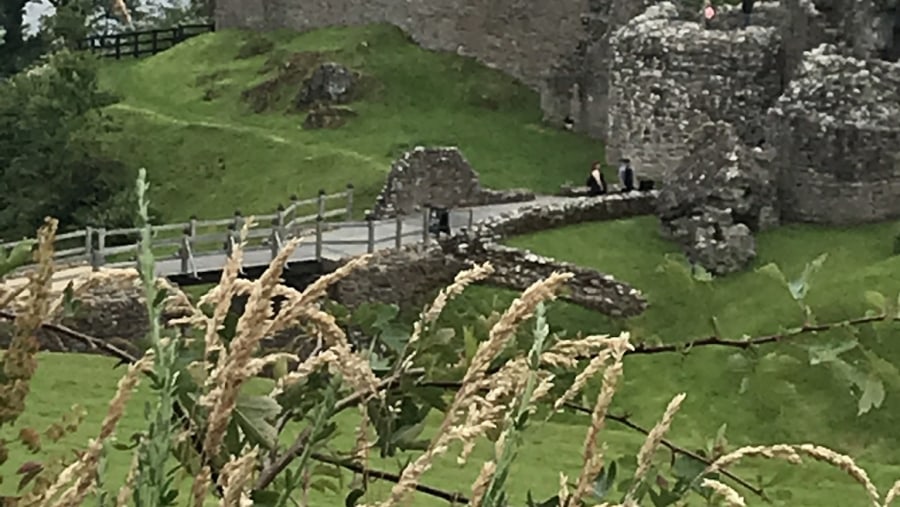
330, 191, 659, 317
767, 45, 900, 224
370, 147, 534, 218
606, 2, 785, 180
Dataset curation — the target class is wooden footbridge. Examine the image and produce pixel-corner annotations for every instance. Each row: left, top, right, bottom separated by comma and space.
0, 185, 570, 287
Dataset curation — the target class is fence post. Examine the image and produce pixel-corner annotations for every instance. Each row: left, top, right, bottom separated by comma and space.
318, 189, 326, 218
225, 224, 237, 257
421, 206, 430, 244
84, 226, 94, 263
115, 34, 121, 59
189, 215, 197, 238
315, 215, 323, 261
468, 208, 474, 230
366, 213, 376, 254
289, 194, 299, 224
269, 218, 280, 261
151, 29, 158, 54
345, 183, 354, 221
92, 228, 107, 270
276, 204, 287, 238
394, 214, 402, 249
179, 227, 191, 274
132, 32, 139, 58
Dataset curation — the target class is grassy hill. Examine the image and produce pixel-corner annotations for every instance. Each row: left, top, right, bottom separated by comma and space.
97, 25, 603, 221
1, 23, 900, 506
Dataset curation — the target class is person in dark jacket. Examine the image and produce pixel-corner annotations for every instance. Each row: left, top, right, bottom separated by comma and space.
585, 161, 607, 196
742, 0, 755, 27
618, 158, 636, 192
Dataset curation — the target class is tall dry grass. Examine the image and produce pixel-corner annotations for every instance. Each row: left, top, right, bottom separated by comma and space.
2, 210, 900, 507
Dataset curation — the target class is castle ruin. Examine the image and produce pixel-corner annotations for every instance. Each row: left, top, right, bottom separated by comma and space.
215, 0, 900, 225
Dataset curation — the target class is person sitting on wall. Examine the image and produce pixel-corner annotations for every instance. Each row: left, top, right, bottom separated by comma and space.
742, 0, 755, 27
563, 115, 575, 131
586, 161, 607, 196
618, 158, 636, 192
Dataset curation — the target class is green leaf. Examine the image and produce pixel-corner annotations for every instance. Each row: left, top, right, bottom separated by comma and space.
0, 241, 35, 277
672, 454, 706, 483
463, 326, 479, 364
233, 394, 282, 450
865, 291, 887, 313
860, 347, 900, 391
378, 323, 409, 354
309, 478, 339, 492
756, 262, 789, 287
345, 489, 366, 507
808, 340, 858, 365
857, 374, 885, 416
251, 490, 281, 506
788, 253, 828, 301
592, 461, 617, 500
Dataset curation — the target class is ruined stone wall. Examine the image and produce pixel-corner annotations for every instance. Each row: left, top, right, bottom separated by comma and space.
767, 45, 900, 224
607, 2, 785, 181
331, 192, 658, 317
538, 0, 658, 138
371, 147, 534, 219
215, 0, 589, 90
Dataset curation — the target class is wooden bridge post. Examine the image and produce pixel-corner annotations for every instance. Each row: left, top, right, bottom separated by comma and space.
92, 228, 107, 270
270, 204, 286, 260
394, 214, 402, 249
315, 215, 323, 261
179, 227, 192, 274
84, 226, 94, 264
232, 210, 244, 232
366, 213, 376, 254
345, 183, 354, 221
317, 189, 326, 218
225, 223, 237, 257
289, 194, 299, 224
189, 215, 197, 238
421, 206, 430, 245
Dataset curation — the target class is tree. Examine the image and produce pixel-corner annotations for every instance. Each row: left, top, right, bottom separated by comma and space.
0, 0, 47, 75
0, 48, 138, 238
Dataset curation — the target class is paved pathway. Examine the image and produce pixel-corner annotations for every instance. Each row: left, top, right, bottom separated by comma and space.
4, 197, 571, 290
153, 196, 567, 277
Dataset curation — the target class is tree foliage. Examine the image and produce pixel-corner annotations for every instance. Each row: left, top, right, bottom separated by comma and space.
0, 47, 139, 239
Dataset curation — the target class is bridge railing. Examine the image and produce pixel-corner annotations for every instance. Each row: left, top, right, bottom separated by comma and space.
0, 192, 483, 279
0, 185, 356, 272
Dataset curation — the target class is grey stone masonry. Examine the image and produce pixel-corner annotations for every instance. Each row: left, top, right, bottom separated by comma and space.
371, 147, 534, 218
607, 2, 784, 181
767, 44, 900, 224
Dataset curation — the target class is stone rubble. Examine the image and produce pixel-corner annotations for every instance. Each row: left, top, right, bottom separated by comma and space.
371, 146, 535, 218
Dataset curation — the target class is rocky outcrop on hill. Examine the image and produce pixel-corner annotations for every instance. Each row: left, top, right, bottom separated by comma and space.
296, 62, 358, 106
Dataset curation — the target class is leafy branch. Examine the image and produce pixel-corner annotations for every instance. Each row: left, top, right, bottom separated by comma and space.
624, 314, 897, 357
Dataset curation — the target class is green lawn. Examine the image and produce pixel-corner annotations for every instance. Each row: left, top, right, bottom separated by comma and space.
3, 218, 898, 505
98, 25, 604, 222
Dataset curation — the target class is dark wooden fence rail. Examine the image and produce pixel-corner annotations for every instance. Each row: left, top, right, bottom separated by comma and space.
0, 185, 359, 271
77, 23, 215, 59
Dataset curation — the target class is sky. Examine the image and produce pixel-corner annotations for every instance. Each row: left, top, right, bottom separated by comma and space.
22, 0, 188, 34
